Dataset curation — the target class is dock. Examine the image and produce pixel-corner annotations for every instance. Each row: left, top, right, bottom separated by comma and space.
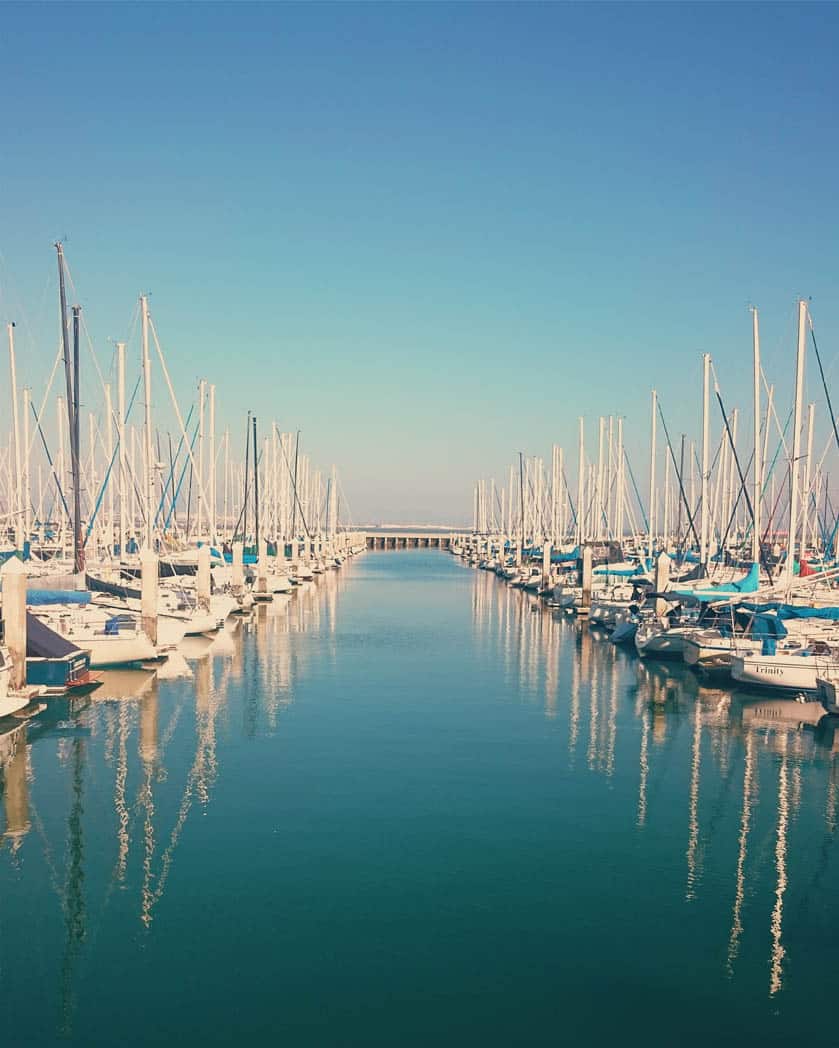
365, 532, 467, 550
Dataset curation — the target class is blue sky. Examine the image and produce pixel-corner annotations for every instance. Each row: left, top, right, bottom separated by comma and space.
1, 2, 838, 524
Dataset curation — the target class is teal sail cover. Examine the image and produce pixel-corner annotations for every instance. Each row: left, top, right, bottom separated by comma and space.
671, 562, 760, 602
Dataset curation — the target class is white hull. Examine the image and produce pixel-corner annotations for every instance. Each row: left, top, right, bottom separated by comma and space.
731, 653, 819, 692
635, 627, 690, 658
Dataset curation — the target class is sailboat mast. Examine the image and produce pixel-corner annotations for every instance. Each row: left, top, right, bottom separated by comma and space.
243, 411, 251, 543
55, 243, 80, 566
752, 309, 761, 563
71, 306, 84, 572
197, 379, 205, 541
647, 389, 657, 563
117, 343, 127, 557
576, 418, 585, 548
7, 323, 23, 549
209, 384, 216, 543
105, 381, 114, 553
616, 418, 624, 544
785, 299, 808, 589
140, 295, 154, 550
700, 354, 711, 568
291, 430, 300, 546
252, 415, 260, 553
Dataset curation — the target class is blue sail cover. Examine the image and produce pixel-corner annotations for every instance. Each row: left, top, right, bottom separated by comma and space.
594, 561, 651, 577
671, 562, 760, 602
778, 604, 839, 621
27, 589, 91, 605
220, 551, 259, 565
735, 601, 839, 622
551, 547, 580, 563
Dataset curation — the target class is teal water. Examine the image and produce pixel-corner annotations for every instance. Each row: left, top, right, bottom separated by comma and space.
1, 551, 838, 1046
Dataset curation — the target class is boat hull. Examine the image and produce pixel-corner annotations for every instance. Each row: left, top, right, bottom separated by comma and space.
731, 654, 818, 692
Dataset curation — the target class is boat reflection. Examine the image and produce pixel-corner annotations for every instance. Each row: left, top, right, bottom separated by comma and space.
0, 563, 351, 1036
469, 567, 839, 999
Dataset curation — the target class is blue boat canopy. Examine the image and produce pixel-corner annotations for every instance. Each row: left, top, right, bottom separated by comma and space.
671, 562, 760, 602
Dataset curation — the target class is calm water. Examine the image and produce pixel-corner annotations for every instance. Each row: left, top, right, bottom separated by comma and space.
2, 551, 838, 1046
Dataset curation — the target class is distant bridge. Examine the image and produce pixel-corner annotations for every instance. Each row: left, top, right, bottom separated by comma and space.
365, 532, 467, 550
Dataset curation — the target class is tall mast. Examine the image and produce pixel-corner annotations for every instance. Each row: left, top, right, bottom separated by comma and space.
57, 396, 66, 549
607, 416, 614, 537
330, 464, 337, 541
55, 243, 80, 566
209, 383, 216, 543
252, 415, 260, 553
518, 452, 525, 557
576, 417, 585, 547
616, 418, 624, 544
71, 306, 83, 572
223, 428, 230, 538
699, 354, 711, 568
7, 323, 22, 548
785, 300, 808, 589
290, 430, 300, 544
105, 381, 114, 554
140, 295, 154, 550
243, 411, 251, 542
197, 379, 205, 541
117, 343, 127, 557
596, 416, 605, 540
647, 389, 657, 564
801, 402, 815, 554
751, 308, 761, 563
22, 386, 31, 545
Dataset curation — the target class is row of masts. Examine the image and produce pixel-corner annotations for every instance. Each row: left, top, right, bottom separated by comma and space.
1, 245, 351, 564
470, 301, 837, 580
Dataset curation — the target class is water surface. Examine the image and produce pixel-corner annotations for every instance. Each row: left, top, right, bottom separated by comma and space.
2, 551, 837, 1045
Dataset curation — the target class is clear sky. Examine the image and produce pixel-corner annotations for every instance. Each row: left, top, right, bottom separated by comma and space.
1, 2, 838, 525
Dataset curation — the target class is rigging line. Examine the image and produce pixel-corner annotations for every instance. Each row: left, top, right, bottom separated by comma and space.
154, 404, 195, 527
623, 447, 648, 534
809, 318, 839, 461
29, 399, 71, 522
231, 444, 266, 540
272, 423, 313, 539
164, 419, 200, 533
713, 384, 766, 571
656, 398, 702, 552
62, 256, 110, 402
82, 373, 143, 544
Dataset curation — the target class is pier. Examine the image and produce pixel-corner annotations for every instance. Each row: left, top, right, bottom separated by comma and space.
365, 532, 467, 550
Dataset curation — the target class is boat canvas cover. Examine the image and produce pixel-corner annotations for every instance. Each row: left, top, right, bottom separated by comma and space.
86, 574, 141, 600
671, 562, 760, 602
779, 604, 839, 621
735, 601, 839, 622
26, 612, 81, 658
27, 589, 91, 605
551, 547, 580, 563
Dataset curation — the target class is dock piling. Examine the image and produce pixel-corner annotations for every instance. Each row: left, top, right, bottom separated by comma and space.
1, 556, 27, 692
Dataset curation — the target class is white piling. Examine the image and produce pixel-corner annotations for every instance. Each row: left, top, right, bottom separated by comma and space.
581, 546, 593, 612
1, 557, 27, 692
197, 544, 211, 611
655, 551, 671, 620
257, 539, 268, 598
232, 541, 244, 595
140, 547, 159, 646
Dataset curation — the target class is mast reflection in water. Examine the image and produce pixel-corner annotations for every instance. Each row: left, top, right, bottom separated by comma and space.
1, 552, 838, 1046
